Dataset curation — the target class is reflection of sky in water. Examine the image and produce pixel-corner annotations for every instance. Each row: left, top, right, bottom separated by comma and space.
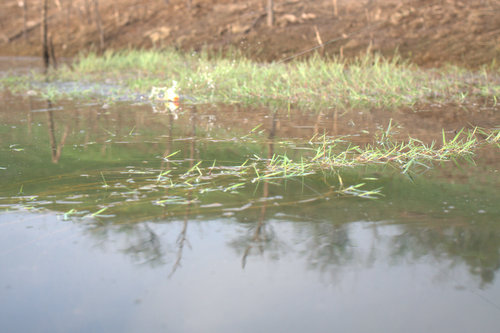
1, 212, 499, 333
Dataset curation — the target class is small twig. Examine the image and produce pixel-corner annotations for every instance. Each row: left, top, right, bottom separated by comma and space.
314, 25, 325, 56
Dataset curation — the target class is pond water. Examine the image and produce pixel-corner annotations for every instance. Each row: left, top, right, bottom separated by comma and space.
1, 67, 500, 332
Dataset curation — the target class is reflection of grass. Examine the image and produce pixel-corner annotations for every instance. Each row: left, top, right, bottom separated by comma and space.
3, 50, 499, 109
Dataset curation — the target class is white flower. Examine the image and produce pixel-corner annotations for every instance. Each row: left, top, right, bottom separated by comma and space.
166, 81, 179, 102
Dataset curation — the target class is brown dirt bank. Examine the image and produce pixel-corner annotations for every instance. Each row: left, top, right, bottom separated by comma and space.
1, 0, 499, 68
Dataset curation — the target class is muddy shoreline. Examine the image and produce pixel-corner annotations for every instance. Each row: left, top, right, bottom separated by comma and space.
1, 0, 499, 68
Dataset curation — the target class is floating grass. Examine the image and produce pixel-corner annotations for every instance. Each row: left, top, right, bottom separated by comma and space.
2, 123, 493, 220
304, 124, 480, 175
477, 127, 500, 147
145, 125, 485, 203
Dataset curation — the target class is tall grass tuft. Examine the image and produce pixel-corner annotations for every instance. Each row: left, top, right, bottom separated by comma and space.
54, 49, 499, 109
2, 49, 498, 110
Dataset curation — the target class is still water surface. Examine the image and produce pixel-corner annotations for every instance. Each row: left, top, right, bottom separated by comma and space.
1, 73, 500, 332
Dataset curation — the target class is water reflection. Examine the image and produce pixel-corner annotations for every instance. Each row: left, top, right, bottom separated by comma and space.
1, 91, 500, 332
170, 106, 197, 277
47, 104, 70, 163
70, 202, 500, 288
390, 222, 500, 288
240, 109, 279, 268
3, 210, 500, 333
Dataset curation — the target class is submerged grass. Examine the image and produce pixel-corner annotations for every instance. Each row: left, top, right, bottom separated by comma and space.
2, 49, 499, 109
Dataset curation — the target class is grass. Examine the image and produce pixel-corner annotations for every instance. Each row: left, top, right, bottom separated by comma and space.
147, 124, 493, 201
296, 123, 484, 174
2, 121, 496, 219
2, 49, 499, 109
1, 50, 498, 217
479, 127, 500, 148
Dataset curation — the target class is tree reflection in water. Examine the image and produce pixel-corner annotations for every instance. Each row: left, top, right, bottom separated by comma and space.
77, 105, 500, 288
169, 106, 197, 277
3, 96, 500, 289
120, 223, 165, 267
390, 223, 500, 288
237, 108, 283, 268
46, 100, 70, 163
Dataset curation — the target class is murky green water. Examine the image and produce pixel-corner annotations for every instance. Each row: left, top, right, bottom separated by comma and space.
1, 66, 500, 332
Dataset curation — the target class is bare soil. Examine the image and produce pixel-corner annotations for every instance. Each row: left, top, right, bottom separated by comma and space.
1, 0, 500, 67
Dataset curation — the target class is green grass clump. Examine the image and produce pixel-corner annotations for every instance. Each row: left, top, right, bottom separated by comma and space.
308, 124, 479, 174
477, 127, 500, 147
152, 124, 487, 200
50, 49, 499, 109
2, 49, 499, 110
0, 75, 31, 93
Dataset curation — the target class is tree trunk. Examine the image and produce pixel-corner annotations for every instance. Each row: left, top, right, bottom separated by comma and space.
66, 0, 73, 42
49, 34, 57, 69
23, 0, 29, 42
267, 0, 274, 27
41, 0, 49, 71
83, 0, 92, 24
92, 0, 104, 51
